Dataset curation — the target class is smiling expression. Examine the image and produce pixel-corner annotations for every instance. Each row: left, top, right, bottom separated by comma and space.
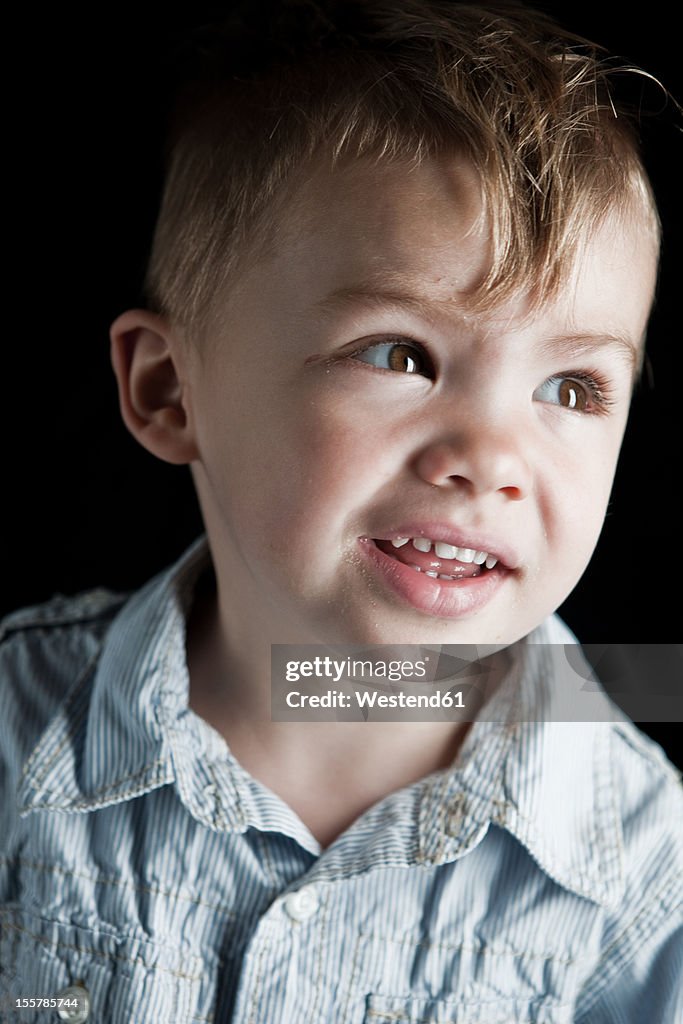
186, 155, 657, 646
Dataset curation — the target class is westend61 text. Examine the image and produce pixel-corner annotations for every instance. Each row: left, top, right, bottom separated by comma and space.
285, 689, 465, 709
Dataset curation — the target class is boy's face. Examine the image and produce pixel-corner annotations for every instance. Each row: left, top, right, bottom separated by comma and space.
186, 156, 656, 646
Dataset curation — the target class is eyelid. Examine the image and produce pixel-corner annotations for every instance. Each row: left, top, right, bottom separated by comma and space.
354, 335, 423, 354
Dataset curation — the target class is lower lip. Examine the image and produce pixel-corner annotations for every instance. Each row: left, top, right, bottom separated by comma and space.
359, 538, 510, 620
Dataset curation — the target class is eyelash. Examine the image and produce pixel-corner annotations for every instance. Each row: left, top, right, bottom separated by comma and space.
543, 371, 616, 416
348, 338, 618, 415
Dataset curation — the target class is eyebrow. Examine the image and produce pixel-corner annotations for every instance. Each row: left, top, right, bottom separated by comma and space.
312, 283, 642, 379
312, 282, 449, 322
537, 332, 641, 382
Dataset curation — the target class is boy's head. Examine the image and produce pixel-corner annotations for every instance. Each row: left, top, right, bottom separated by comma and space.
111, 0, 660, 647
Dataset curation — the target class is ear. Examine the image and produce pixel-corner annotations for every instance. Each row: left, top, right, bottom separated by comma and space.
109, 309, 200, 465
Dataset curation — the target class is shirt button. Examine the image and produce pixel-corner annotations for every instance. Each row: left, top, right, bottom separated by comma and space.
283, 886, 319, 922
446, 792, 468, 835
55, 983, 90, 1022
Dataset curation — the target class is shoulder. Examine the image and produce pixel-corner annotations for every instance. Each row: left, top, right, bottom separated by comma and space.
575, 718, 682, 1021
0, 586, 129, 641
608, 717, 682, 906
609, 714, 681, 790
0, 587, 130, 705
0, 586, 130, 704
0, 589, 130, 835
608, 716, 682, 854
526, 621, 683, 1015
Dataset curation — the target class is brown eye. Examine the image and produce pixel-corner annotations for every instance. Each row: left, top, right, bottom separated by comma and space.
355, 340, 432, 376
558, 379, 588, 411
534, 374, 596, 411
388, 343, 421, 372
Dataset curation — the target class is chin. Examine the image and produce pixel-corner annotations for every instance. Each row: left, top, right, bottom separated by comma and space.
327, 614, 514, 649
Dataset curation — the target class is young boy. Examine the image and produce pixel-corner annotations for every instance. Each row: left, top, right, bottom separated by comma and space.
2, 2, 681, 1021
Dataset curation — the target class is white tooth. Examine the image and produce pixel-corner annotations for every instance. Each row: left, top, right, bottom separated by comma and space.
438, 574, 453, 580
435, 541, 457, 559
474, 550, 487, 564
456, 547, 476, 563
391, 536, 410, 548
425, 570, 438, 578
413, 538, 432, 552
485, 554, 498, 569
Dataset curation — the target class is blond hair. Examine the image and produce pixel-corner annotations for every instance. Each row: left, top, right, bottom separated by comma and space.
144, 0, 660, 346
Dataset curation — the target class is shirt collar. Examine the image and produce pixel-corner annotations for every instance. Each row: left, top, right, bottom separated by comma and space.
417, 622, 627, 908
18, 536, 211, 817
19, 536, 626, 907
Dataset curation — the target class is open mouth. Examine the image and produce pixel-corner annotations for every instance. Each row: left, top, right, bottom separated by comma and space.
358, 533, 511, 619
373, 536, 499, 582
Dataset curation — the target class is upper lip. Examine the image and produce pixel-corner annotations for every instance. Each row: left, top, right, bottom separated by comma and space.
366, 521, 521, 569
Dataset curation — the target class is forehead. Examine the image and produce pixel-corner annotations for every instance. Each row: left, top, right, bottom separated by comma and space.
282, 155, 489, 302
225, 155, 657, 367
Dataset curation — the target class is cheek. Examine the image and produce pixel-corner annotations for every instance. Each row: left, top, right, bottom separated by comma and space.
543, 441, 621, 577
270, 391, 394, 535
202, 381, 387, 558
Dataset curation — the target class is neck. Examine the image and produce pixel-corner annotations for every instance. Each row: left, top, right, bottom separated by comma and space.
186, 572, 505, 773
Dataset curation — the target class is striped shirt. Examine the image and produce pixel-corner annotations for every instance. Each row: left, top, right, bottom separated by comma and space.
1, 535, 681, 1023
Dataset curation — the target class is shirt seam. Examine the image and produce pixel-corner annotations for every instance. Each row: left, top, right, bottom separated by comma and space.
245, 930, 271, 1024
308, 886, 328, 1021
0, 857, 237, 916
0, 916, 203, 981
22, 757, 171, 812
361, 932, 593, 965
340, 931, 364, 1022
574, 870, 683, 1017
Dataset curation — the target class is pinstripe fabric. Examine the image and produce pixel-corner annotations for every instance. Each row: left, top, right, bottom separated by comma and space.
1, 536, 681, 1023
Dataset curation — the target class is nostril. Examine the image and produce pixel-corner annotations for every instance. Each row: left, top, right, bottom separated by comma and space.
414, 438, 532, 499
499, 485, 525, 501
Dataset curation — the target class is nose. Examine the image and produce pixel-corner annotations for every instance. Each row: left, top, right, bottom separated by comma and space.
413, 423, 532, 501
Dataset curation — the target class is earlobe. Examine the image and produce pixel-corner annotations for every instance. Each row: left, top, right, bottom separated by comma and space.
109, 309, 200, 465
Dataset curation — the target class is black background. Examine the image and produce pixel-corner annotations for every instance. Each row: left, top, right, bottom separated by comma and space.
3, 3, 681, 765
